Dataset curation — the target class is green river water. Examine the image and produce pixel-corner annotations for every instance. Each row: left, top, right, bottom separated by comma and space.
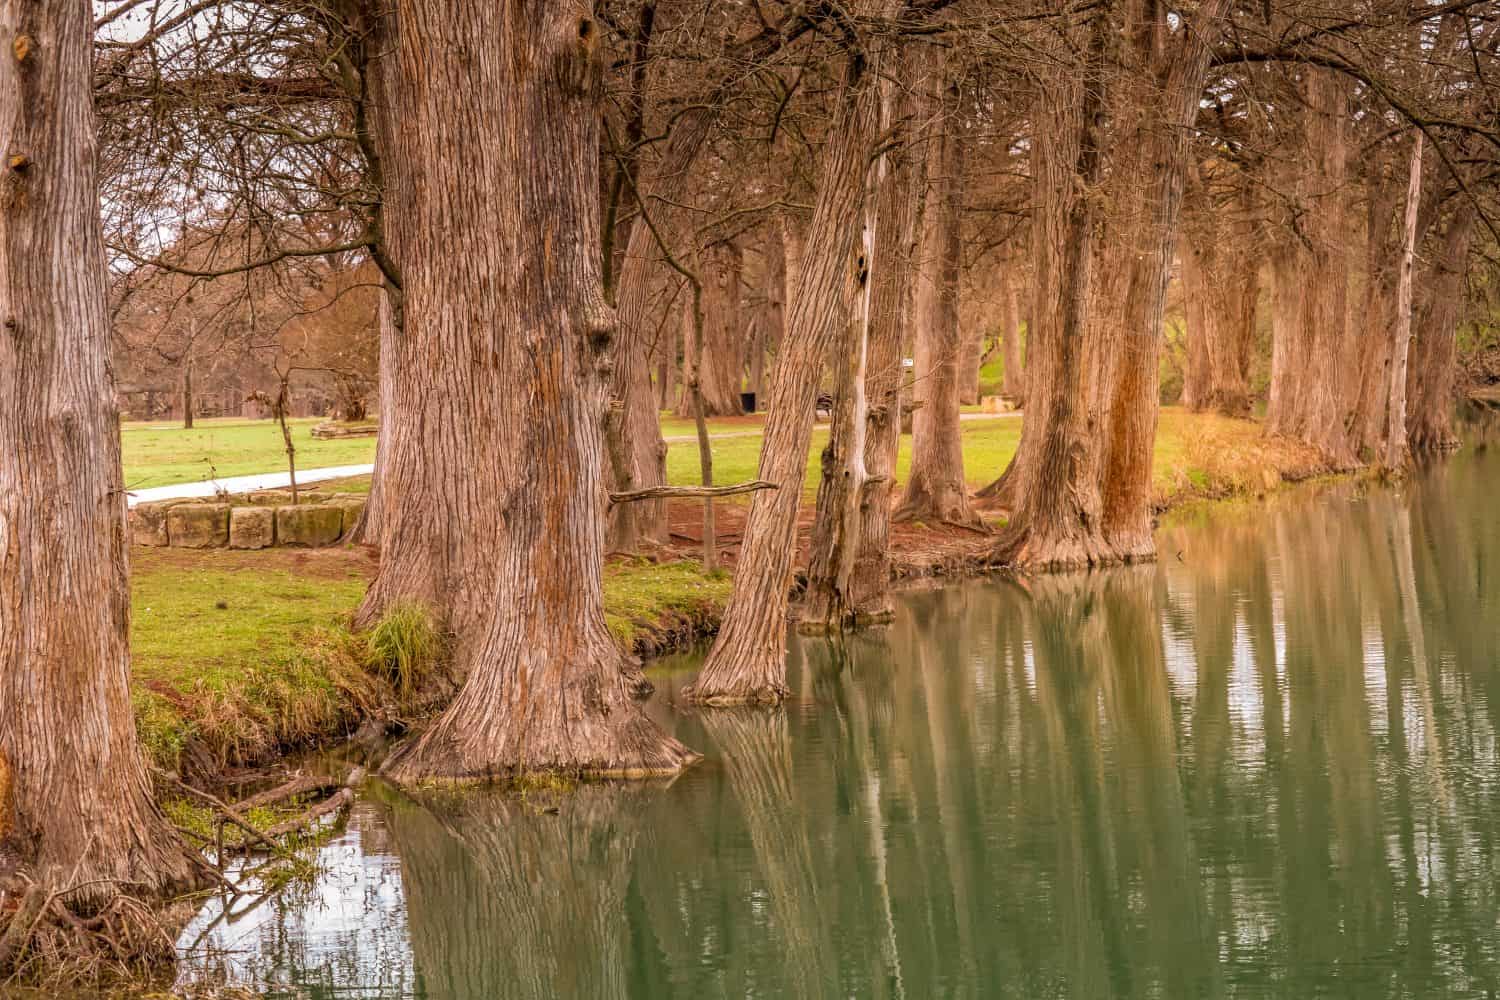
176, 432, 1500, 998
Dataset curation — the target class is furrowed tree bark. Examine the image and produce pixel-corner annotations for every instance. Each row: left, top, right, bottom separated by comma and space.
1265, 70, 1356, 467
1407, 202, 1476, 454
0, 0, 201, 915
1181, 159, 1256, 417
370, 0, 696, 781
1096, 0, 1231, 559
898, 75, 981, 529
683, 15, 889, 704
844, 45, 928, 624
803, 57, 903, 631
1349, 155, 1402, 456
987, 21, 1111, 570
1381, 132, 1423, 471
676, 240, 743, 417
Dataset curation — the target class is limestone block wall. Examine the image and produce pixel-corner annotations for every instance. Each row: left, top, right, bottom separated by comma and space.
130, 492, 367, 550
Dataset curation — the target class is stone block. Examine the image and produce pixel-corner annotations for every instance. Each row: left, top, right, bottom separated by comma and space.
980, 395, 1016, 414
167, 503, 230, 548
245, 490, 294, 506
130, 503, 171, 547
229, 506, 275, 549
332, 499, 367, 539
275, 504, 344, 547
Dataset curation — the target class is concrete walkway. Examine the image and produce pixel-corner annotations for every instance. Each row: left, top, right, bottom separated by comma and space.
126, 464, 375, 508
126, 412, 1023, 508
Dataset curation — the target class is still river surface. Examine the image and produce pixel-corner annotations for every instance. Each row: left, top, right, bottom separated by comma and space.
177, 431, 1500, 998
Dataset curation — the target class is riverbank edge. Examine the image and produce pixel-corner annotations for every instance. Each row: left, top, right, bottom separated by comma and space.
136, 426, 1350, 792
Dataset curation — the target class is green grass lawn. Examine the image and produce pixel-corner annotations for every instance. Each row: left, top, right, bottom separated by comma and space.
129, 548, 731, 774
122, 417, 378, 489
123, 413, 769, 489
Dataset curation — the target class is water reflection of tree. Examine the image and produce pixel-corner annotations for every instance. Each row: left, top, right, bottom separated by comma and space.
389, 784, 656, 999
376, 453, 1500, 998
693, 706, 835, 996
1013, 568, 1221, 998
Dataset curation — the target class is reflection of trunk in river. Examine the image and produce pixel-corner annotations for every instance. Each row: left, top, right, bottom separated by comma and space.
695, 708, 834, 996
388, 785, 654, 999
1017, 571, 1120, 996
1098, 567, 1221, 999
806, 634, 909, 1000
905, 591, 981, 984
1272, 500, 1393, 971
1019, 567, 1221, 996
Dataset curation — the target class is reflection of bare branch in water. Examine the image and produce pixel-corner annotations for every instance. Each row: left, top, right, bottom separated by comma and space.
386, 782, 662, 999
696, 707, 833, 997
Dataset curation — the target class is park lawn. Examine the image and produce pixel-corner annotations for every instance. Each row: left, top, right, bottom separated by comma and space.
122, 417, 378, 489
122, 413, 769, 489
129, 547, 731, 775
977, 352, 1010, 398
128, 406, 1325, 779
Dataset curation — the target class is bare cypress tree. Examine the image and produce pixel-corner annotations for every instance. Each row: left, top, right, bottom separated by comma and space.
1381, 132, 1424, 471
1180, 159, 1257, 417
368, 0, 696, 780
0, 0, 202, 935
1265, 70, 1357, 467
843, 43, 930, 624
1408, 202, 1477, 454
898, 72, 982, 528
683, 5, 892, 704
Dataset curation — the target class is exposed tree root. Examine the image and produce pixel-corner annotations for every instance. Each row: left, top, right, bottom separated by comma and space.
0, 878, 181, 988
0, 764, 367, 988
680, 651, 792, 706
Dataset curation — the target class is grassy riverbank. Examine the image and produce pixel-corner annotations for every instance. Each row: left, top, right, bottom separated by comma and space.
129, 407, 1325, 781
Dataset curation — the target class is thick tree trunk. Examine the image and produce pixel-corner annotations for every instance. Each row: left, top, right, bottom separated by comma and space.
607, 108, 716, 550
0, 0, 200, 912
897, 78, 981, 528
988, 20, 1111, 569
368, 0, 695, 780
677, 240, 743, 416
999, 271, 1024, 401
842, 50, 928, 624
1265, 71, 1356, 467
993, 0, 1227, 567
1096, 0, 1227, 559
1181, 163, 1256, 417
1381, 133, 1424, 471
1349, 162, 1401, 455
1407, 203, 1476, 454
682, 24, 887, 704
